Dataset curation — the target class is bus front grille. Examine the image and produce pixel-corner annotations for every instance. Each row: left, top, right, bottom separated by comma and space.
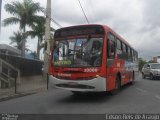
56, 83, 95, 89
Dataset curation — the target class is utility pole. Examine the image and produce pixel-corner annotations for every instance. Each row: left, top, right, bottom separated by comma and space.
44, 0, 51, 88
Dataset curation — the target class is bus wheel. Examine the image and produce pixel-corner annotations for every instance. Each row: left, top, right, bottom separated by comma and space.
110, 75, 121, 95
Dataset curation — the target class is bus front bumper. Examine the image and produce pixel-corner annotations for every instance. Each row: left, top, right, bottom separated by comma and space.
49, 75, 106, 92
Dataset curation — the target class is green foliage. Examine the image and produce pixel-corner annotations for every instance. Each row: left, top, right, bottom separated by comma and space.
139, 58, 147, 71
3, 0, 44, 29
3, 0, 44, 56
26, 16, 55, 59
9, 31, 24, 50
148, 60, 157, 63
25, 16, 45, 59
10, 31, 29, 50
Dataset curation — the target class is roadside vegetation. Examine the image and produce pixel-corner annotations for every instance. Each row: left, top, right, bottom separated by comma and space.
2, 0, 47, 59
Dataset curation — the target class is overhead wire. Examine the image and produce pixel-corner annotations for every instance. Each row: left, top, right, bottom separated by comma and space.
41, 9, 62, 28
77, 0, 90, 24
88, 0, 97, 23
80, 0, 95, 23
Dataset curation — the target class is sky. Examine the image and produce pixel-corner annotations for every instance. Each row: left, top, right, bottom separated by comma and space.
1, 0, 160, 60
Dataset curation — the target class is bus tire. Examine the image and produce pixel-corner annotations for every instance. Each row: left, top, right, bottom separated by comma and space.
110, 75, 121, 95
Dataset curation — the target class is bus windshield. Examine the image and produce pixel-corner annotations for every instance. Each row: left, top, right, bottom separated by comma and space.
52, 37, 103, 67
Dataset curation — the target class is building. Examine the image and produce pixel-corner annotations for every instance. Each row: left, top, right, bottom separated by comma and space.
0, 44, 43, 89
0, 44, 21, 56
157, 56, 160, 63
152, 56, 160, 63
153, 57, 157, 63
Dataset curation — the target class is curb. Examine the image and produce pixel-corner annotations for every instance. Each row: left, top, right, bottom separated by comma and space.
0, 88, 46, 102
0, 92, 37, 102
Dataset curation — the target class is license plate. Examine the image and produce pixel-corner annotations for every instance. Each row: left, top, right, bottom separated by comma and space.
68, 82, 77, 86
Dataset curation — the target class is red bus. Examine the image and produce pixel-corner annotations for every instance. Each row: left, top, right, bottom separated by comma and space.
49, 24, 138, 94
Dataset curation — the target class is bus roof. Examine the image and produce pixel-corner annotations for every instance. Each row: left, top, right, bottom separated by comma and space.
102, 24, 136, 51
55, 24, 137, 51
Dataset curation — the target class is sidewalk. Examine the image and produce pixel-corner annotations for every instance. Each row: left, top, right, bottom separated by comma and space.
0, 75, 47, 101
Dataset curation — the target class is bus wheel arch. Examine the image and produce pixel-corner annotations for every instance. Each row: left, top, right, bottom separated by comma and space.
110, 72, 121, 95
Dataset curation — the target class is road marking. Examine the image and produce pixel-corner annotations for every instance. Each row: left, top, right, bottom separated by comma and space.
136, 88, 160, 101
155, 95, 160, 100
136, 88, 147, 93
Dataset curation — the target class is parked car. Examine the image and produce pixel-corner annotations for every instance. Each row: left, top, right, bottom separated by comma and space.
142, 63, 160, 80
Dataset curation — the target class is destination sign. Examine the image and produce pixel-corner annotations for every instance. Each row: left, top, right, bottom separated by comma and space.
54, 25, 104, 38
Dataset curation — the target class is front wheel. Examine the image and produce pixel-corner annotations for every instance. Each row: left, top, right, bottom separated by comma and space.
150, 74, 154, 80
110, 75, 121, 95
142, 73, 145, 79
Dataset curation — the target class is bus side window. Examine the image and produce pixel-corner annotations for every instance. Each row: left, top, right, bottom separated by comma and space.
108, 39, 115, 59
135, 51, 138, 62
122, 43, 126, 59
130, 48, 133, 61
128, 47, 131, 61
126, 45, 129, 60
116, 38, 123, 59
133, 50, 135, 62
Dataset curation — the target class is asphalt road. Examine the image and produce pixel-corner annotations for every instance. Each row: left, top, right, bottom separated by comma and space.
0, 75, 160, 114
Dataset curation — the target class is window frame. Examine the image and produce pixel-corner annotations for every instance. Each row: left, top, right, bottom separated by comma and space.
107, 32, 116, 59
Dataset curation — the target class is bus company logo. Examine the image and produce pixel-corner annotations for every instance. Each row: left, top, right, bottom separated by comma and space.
57, 73, 71, 77
84, 68, 98, 73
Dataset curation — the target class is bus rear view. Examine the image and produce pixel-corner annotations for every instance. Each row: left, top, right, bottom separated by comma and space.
49, 25, 107, 93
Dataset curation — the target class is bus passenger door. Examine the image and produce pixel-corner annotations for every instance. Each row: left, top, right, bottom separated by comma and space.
106, 33, 116, 91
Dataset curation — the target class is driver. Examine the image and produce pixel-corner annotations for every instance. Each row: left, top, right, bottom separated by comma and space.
90, 40, 102, 66
91, 41, 102, 55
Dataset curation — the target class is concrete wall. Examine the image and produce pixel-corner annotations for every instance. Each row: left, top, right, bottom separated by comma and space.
0, 54, 43, 76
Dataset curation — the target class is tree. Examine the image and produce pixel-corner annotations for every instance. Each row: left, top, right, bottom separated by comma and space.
10, 31, 30, 52
148, 60, 157, 63
139, 58, 147, 71
3, 0, 44, 57
26, 16, 45, 59
9, 31, 24, 50
26, 16, 55, 59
